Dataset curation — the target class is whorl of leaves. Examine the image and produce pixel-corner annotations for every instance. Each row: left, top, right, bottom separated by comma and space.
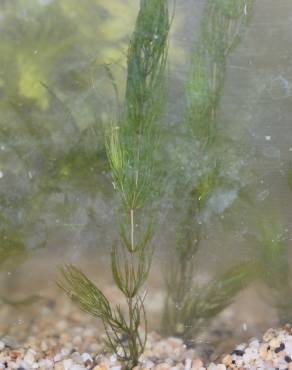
58, 265, 146, 366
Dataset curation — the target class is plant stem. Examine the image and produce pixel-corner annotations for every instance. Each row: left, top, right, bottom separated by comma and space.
129, 207, 136, 364
130, 209, 134, 252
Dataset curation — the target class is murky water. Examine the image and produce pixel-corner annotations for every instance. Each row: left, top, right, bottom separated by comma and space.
1, 0, 292, 360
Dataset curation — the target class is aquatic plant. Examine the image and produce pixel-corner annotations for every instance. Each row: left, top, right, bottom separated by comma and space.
161, 0, 254, 340
186, 0, 253, 145
58, 1, 170, 368
255, 165, 292, 324
288, 167, 292, 191
257, 212, 292, 325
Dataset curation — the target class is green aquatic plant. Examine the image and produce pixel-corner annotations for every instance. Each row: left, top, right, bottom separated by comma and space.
162, 0, 254, 340
187, 0, 253, 145
163, 262, 256, 340
257, 214, 292, 325
58, 1, 170, 368
257, 170, 292, 324
288, 167, 292, 191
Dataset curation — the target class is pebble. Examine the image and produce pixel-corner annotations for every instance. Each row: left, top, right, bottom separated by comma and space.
54, 363, 64, 370
70, 365, 86, 370
109, 367, 121, 370
81, 353, 92, 363
23, 349, 36, 366
63, 359, 74, 370
156, 363, 170, 370
191, 359, 204, 370
54, 365, 65, 370
184, 358, 192, 370
145, 360, 155, 369
38, 359, 54, 369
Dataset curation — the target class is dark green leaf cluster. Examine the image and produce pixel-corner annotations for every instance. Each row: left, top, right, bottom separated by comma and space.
106, 0, 170, 212
125, 0, 169, 133
111, 244, 152, 298
58, 265, 146, 366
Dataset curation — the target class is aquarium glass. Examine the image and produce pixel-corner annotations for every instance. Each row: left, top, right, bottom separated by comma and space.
1, 0, 292, 368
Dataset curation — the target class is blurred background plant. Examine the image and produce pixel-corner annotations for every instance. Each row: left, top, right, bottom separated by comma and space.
257, 216, 292, 324
161, 0, 256, 342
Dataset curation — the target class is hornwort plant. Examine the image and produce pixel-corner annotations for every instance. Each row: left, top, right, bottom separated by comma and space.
161, 0, 255, 341
58, 1, 170, 368
256, 202, 292, 325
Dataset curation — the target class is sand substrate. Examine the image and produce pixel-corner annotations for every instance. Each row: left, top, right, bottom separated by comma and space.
0, 288, 291, 370
1, 325, 292, 369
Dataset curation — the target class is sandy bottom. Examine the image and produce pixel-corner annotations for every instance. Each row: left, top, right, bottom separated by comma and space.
0, 253, 284, 369
0, 279, 285, 370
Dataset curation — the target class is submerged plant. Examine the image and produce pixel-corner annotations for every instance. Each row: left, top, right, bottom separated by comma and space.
257, 212, 292, 325
164, 262, 256, 340
254, 167, 292, 324
58, 1, 170, 368
162, 0, 255, 340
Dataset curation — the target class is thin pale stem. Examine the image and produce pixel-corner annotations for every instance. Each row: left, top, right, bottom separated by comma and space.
130, 209, 134, 252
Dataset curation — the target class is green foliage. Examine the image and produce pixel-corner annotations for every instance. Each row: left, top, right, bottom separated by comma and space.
258, 218, 288, 286
288, 168, 292, 190
162, 0, 255, 340
107, 0, 169, 213
125, 0, 168, 134
187, 0, 253, 144
0, 235, 27, 272
256, 171, 292, 324
257, 216, 292, 325
162, 262, 257, 339
59, 1, 170, 368
59, 264, 147, 363
59, 265, 116, 320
